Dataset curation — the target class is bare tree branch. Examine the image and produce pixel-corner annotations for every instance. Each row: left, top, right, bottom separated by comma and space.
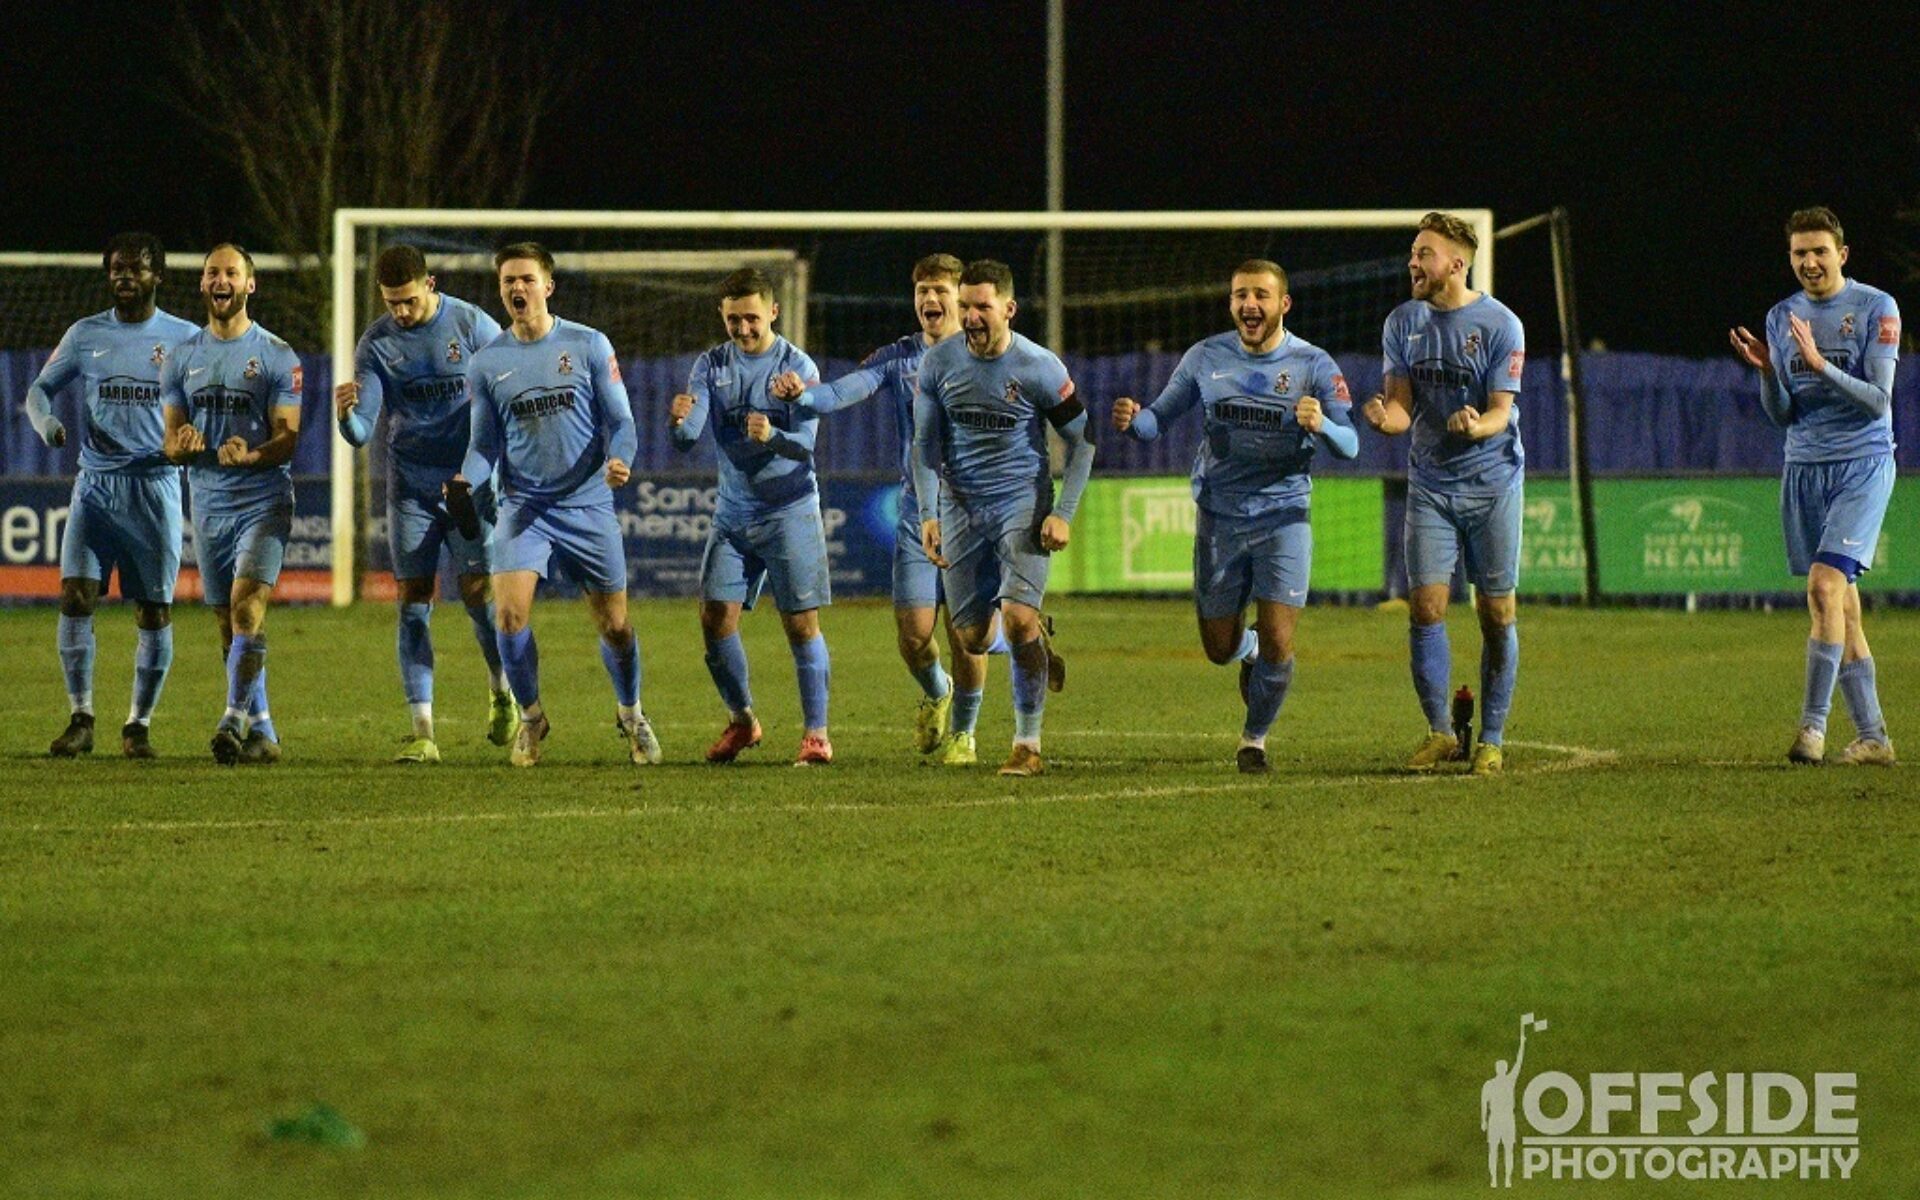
162, 0, 571, 348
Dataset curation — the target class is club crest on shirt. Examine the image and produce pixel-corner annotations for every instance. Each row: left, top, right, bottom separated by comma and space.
557, 352, 574, 376
151, 343, 167, 367
1274, 370, 1292, 395
447, 340, 463, 364
1003, 379, 1022, 405
1838, 313, 1856, 338
1463, 332, 1483, 355
243, 356, 261, 380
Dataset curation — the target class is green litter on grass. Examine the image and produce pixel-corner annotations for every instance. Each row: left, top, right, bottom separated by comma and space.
264, 1103, 366, 1149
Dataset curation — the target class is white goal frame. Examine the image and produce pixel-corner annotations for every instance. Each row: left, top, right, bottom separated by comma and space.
327, 208, 1494, 605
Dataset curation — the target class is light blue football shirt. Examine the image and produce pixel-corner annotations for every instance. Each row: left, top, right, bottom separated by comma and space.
672, 336, 822, 519
462, 318, 637, 506
913, 331, 1075, 506
342, 294, 503, 500
1382, 294, 1526, 494
160, 323, 304, 515
1765, 280, 1900, 463
1126, 330, 1356, 518
32, 308, 199, 474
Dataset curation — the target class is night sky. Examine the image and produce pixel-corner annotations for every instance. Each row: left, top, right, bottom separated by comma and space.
5, 1, 1914, 355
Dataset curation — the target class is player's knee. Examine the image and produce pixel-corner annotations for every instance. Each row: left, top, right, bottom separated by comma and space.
1476, 594, 1516, 633
699, 602, 738, 641
1806, 569, 1847, 612
456, 573, 491, 609
397, 577, 437, 606
1201, 635, 1240, 665
953, 623, 994, 656
896, 624, 934, 659
494, 604, 529, 635
134, 602, 171, 631
58, 579, 99, 618
781, 610, 820, 644
1000, 606, 1041, 643
1261, 633, 1294, 663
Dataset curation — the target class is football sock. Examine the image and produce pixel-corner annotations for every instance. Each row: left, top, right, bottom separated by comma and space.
703, 632, 753, 718
58, 613, 95, 715
398, 602, 434, 706
498, 626, 541, 711
790, 633, 830, 731
951, 687, 985, 735
1010, 634, 1046, 746
249, 665, 277, 743
1837, 656, 1886, 742
599, 626, 641, 708
1801, 638, 1843, 733
466, 599, 508, 692
1480, 623, 1518, 747
129, 625, 173, 726
1243, 656, 1294, 741
910, 657, 950, 701
225, 633, 266, 725
1410, 621, 1452, 733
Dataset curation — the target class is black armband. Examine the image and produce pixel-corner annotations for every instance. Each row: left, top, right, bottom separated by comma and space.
1044, 397, 1086, 431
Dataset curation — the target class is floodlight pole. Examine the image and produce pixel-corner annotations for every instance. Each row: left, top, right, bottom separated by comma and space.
1550, 207, 1600, 605
1045, 0, 1065, 350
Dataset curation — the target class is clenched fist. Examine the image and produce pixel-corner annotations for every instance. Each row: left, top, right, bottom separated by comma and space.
770, 370, 807, 400
165, 422, 206, 463
1039, 513, 1071, 553
216, 436, 260, 467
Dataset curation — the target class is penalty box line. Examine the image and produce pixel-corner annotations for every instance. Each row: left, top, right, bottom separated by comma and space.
5, 740, 1616, 836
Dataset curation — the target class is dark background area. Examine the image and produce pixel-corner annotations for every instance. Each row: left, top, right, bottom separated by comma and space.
2, 1, 1914, 355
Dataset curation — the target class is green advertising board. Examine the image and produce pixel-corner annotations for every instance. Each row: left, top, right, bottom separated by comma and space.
1051, 476, 1383, 594
1054, 474, 1915, 597
1520, 476, 1920, 595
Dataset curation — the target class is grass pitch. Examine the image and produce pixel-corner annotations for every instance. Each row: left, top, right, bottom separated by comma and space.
1, 598, 1916, 1198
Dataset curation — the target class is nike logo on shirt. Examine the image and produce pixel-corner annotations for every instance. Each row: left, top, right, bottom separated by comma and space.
494, 370, 515, 382
187, 367, 207, 376
1210, 371, 1235, 380
92, 349, 111, 358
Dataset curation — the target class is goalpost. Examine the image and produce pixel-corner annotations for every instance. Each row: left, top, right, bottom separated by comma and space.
327, 208, 1495, 606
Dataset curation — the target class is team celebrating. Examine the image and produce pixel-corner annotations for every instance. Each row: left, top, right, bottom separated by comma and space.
25, 209, 1900, 772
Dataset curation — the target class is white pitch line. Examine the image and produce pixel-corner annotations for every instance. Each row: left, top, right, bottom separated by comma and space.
3, 741, 1616, 836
